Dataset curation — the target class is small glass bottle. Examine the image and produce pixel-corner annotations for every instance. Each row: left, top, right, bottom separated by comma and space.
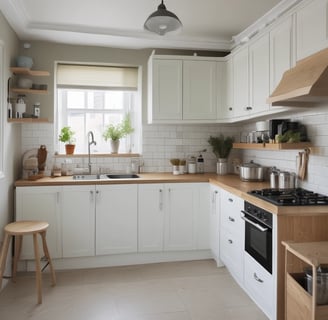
197, 154, 204, 173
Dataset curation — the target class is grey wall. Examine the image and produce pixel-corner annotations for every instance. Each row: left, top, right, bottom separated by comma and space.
17, 41, 153, 123
0, 11, 20, 289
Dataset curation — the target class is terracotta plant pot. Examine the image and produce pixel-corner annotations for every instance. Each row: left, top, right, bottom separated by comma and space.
65, 144, 75, 155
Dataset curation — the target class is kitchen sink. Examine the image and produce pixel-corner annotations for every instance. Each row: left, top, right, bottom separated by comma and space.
106, 174, 140, 179
72, 173, 140, 180
73, 174, 100, 180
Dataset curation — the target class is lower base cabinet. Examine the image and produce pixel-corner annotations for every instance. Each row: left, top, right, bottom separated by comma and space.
96, 184, 138, 255
244, 253, 274, 318
15, 182, 209, 261
138, 183, 210, 252
15, 186, 62, 259
61, 185, 95, 258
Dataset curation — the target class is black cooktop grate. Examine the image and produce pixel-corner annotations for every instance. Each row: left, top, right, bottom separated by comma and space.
248, 188, 328, 206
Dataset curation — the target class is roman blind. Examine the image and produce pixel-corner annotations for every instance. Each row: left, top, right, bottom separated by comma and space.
57, 64, 138, 90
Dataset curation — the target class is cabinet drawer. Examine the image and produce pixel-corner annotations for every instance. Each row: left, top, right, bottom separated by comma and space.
220, 227, 244, 284
244, 252, 274, 318
220, 190, 244, 232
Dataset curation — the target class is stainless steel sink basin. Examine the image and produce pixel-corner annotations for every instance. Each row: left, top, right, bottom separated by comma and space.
106, 174, 140, 179
72, 173, 140, 180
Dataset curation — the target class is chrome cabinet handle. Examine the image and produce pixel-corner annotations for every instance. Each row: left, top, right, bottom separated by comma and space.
254, 273, 264, 283
229, 107, 233, 111
228, 239, 233, 244
228, 198, 233, 202
246, 106, 253, 110
228, 216, 235, 222
240, 210, 268, 232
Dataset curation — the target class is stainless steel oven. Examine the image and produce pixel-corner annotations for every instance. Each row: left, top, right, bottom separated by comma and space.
241, 202, 273, 274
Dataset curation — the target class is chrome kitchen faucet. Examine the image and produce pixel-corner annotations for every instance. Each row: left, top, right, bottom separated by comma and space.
87, 131, 96, 174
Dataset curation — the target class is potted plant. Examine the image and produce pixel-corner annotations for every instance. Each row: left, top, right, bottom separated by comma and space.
59, 126, 76, 155
103, 113, 134, 153
208, 134, 234, 175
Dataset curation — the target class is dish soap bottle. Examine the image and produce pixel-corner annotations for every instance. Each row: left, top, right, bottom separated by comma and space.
197, 154, 204, 174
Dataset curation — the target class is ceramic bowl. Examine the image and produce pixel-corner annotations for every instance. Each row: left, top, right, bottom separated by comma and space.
16, 56, 33, 69
17, 78, 33, 89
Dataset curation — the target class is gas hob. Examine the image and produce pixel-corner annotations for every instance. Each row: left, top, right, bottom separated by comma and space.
248, 188, 328, 206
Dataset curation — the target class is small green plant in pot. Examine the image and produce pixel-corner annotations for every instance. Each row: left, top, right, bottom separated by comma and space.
103, 113, 134, 153
59, 126, 76, 154
208, 134, 234, 175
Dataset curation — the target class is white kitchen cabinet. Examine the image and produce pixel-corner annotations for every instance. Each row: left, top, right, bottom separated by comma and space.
269, 16, 294, 93
296, 0, 328, 61
219, 59, 234, 120
244, 253, 274, 318
15, 186, 62, 259
249, 33, 270, 114
138, 183, 210, 252
164, 183, 198, 251
96, 184, 138, 255
219, 188, 244, 285
232, 46, 250, 118
149, 58, 183, 121
138, 184, 165, 252
210, 185, 223, 266
61, 185, 95, 258
183, 60, 217, 120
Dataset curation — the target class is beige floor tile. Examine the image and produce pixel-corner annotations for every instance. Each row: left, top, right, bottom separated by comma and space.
0, 259, 268, 320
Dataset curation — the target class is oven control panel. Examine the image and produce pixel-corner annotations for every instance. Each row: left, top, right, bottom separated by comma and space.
244, 202, 273, 228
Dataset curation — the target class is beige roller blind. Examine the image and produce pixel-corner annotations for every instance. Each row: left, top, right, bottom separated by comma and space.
57, 64, 138, 90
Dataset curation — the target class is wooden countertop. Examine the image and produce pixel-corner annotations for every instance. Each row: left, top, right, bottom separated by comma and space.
15, 173, 328, 216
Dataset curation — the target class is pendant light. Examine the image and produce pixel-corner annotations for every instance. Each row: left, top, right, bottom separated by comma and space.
144, 0, 182, 36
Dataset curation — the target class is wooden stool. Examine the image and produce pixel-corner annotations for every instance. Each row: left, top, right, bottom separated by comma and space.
0, 221, 56, 304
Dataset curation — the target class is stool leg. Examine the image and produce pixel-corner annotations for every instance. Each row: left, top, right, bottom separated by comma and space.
40, 231, 56, 286
33, 233, 42, 304
12, 235, 23, 282
0, 233, 11, 289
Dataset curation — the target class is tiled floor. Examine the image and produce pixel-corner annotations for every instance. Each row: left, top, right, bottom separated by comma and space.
0, 259, 268, 320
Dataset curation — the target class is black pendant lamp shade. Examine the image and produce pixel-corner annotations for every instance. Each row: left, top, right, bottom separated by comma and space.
144, 0, 182, 35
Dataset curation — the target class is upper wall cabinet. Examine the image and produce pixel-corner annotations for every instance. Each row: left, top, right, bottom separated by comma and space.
296, 0, 328, 61
149, 59, 183, 121
231, 34, 270, 119
148, 55, 224, 123
249, 33, 270, 114
183, 60, 217, 120
269, 16, 294, 93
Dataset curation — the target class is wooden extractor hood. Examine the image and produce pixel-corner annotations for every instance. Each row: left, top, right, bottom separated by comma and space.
267, 47, 328, 106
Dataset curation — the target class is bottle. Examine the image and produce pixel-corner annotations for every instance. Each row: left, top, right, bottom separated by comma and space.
33, 102, 41, 118
197, 154, 204, 173
188, 156, 196, 174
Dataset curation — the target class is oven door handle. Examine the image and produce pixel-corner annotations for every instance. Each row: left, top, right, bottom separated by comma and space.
240, 210, 268, 232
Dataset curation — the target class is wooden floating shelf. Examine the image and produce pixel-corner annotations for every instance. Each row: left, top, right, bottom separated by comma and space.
8, 118, 50, 123
11, 88, 48, 95
10, 67, 50, 76
233, 142, 312, 150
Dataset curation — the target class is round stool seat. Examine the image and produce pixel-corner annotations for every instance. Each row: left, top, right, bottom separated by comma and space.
5, 221, 49, 235
0, 220, 56, 304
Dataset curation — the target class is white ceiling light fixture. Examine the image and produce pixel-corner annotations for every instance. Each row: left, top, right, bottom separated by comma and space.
144, 0, 182, 36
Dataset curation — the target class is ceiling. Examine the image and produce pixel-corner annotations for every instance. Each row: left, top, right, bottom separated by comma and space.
0, 0, 295, 51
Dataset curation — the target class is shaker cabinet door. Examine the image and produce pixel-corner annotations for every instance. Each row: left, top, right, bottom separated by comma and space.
15, 186, 62, 259
151, 59, 183, 121
183, 60, 217, 120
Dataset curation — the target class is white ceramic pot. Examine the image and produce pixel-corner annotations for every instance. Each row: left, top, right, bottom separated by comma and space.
110, 140, 120, 154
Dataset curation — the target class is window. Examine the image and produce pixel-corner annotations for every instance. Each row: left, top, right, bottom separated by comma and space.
56, 63, 141, 154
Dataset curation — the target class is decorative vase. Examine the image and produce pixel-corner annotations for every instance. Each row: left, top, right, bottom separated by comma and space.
217, 158, 228, 175
65, 144, 75, 155
110, 139, 120, 154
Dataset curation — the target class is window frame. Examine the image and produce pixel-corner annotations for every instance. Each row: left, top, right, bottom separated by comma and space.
54, 61, 142, 155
